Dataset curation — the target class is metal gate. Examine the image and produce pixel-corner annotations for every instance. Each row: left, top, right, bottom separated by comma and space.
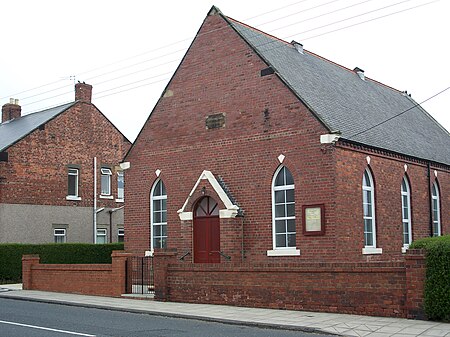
126, 256, 154, 294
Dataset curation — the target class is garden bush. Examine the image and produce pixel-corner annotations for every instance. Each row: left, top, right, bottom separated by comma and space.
410, 235, 450, 322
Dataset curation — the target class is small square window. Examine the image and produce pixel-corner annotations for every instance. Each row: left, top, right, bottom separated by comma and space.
118, 228, 124, 243
54, 228, 66, 243
67, 168, 79, 197
101, 168, 112, 196
117, 171, 124, 201
96, 229, 107, 244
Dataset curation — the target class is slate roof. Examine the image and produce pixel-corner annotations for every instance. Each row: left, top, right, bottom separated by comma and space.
225, 15, 450, 166
0, 102, 75, 152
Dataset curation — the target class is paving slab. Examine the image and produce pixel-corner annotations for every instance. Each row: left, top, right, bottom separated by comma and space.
0, 284, 449, 337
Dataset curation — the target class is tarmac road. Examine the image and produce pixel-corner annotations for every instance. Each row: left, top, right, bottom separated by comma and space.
0, 297, 333, 337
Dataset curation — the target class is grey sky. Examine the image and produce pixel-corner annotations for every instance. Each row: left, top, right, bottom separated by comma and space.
1, 0, 448, 141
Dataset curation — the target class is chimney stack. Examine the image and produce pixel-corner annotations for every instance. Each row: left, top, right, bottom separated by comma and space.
2, 99, 22, 123
75, 82, 92, 102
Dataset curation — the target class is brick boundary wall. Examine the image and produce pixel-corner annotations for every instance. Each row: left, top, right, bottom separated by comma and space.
22, 251, 131, 297
22, 250, 426, 319
155, 249, 426, 318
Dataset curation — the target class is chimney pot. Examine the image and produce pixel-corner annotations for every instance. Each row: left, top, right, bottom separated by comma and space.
75, 82, 93, 103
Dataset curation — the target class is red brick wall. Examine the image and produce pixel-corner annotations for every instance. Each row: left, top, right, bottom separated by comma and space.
28, 264, 115, 296
405, 249, 427, 319
0, 101, 131, 208
125, 12, 337, 260
165, 261, 409, 317
161, 250, 426, 318
22, 251, 130, 297
335, 144, 449, 261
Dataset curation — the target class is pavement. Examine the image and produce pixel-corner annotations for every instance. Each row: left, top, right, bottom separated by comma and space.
0, 284, 449, 337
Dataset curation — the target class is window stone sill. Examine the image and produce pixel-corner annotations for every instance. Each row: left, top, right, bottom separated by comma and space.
99, 195, 114, 200
362, 247, 383, 255
267, 248, 300, 257
66, 196, 81, 201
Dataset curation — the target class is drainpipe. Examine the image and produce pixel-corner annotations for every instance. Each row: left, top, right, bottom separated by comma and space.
241, 216, 245, 263
427, 162, 433, 237
109, 205, 125, 243
93, 157, 97, 243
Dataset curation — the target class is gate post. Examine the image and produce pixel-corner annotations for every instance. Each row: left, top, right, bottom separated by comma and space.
111, 250, 132, 296
405, 249, 426, 319
22, 255, 40, 290
153, 250, 177, 301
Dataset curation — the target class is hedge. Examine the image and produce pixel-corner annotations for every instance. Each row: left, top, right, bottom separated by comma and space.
0, 243, 124, 284
410, 235, 450, 322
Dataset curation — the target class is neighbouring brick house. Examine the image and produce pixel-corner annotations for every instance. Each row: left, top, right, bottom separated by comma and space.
122, 7, 448, 315
0, 83, 131, 244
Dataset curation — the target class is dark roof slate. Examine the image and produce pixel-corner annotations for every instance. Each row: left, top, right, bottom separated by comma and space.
0, 102, 75, 152
228, 18, 450, 166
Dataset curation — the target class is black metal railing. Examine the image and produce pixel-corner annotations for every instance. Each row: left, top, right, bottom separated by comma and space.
219, 251, 231, 260
179, 251, 191, 261
126, 256, 154, 294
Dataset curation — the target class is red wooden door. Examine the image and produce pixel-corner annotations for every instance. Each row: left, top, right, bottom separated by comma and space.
193, 197, 220, 263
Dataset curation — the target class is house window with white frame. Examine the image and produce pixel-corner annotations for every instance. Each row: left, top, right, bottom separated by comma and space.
118, 227, 124, 243
151, 179, 167, 249
54, 228, 66, 243
401, 176, 412, 250
362, 168, 381, 254
432, 182, 441, 237
101, 167, 112, 196
272, 166, 296, 249
96, 228, 107, 244
117, 171, 124, 201
67, 168, 79, 199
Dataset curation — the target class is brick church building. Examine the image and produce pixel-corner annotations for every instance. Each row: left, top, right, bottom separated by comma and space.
125, 6, 448, 261
15, 7, 450, 318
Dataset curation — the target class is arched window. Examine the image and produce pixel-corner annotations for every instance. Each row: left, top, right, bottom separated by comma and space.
401, 176, 412, 249
272, 166, 296, 249
362, 169, 376, 248
432, 182, 441, 237
151, 179, 167, 249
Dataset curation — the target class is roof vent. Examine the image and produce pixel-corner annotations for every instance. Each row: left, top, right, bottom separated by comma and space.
402, 90, 412, 97
353, 67, 365, 81
291, 40, 303, 54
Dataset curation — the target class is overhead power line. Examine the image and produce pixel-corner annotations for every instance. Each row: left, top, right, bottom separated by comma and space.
348, 86, 450, 139
269, 0, 377, 33
14, 0, 438, 111
300, 0, 439, 41
1, 0, 392, 100
0, 79, 64, 100
257, 0, 344, 27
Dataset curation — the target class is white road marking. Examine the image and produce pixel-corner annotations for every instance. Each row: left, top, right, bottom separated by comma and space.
0, 319, 96, 336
